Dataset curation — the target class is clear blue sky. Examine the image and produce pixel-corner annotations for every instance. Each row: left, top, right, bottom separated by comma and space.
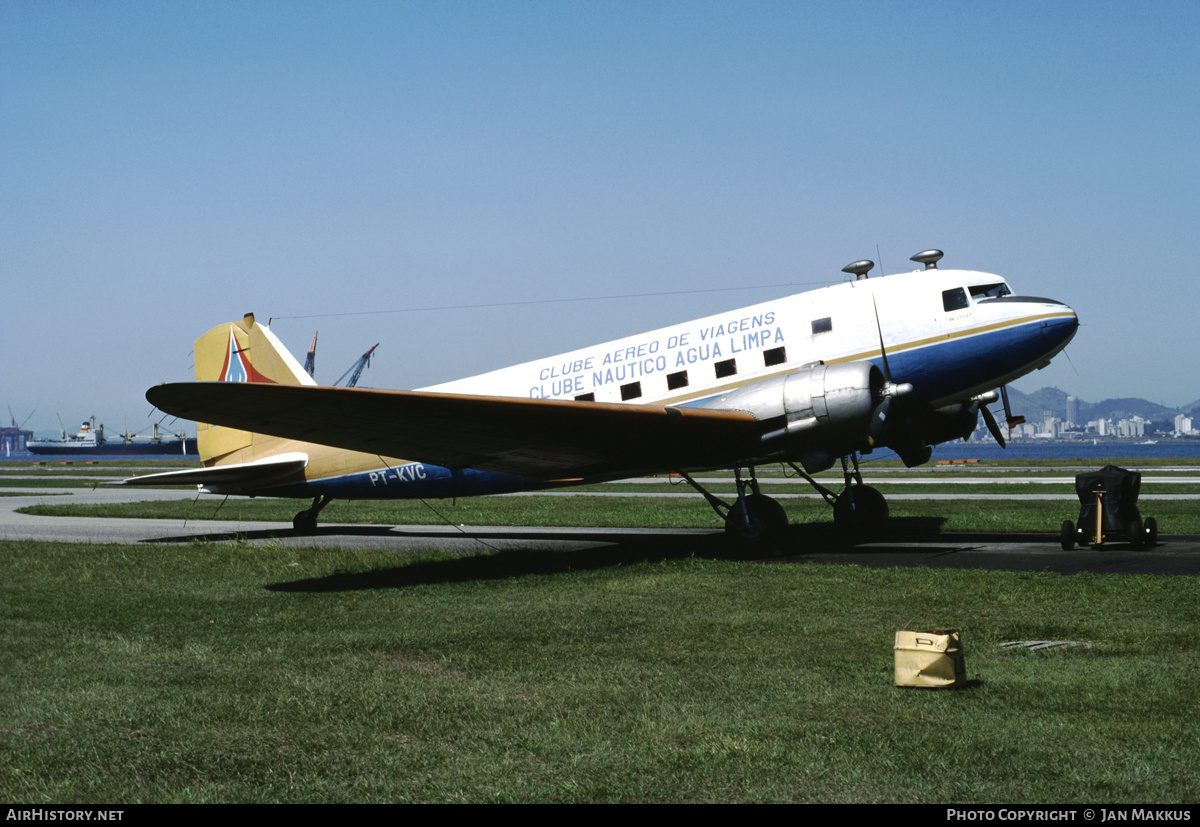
3, 1, 1197, 437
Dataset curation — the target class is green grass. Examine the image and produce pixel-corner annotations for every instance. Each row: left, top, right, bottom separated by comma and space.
2, 540, 1199, 803
5, 457, 1199, 802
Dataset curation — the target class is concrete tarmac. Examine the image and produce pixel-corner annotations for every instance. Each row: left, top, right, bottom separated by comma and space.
2, 484, 1197, 575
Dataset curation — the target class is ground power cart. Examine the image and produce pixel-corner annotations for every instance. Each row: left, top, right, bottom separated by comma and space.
1061, 464, 1157, 550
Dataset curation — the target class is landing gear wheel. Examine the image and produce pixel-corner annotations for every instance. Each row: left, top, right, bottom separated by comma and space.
744, 494, 788, 534
1144, 517, 1158, 548
724, 509, 766, 543
292, 495, 332, 534
293, 510, 319, 534
724, 494, 787, 544
1060, 520, 1076, 551
834, 484, 888, 541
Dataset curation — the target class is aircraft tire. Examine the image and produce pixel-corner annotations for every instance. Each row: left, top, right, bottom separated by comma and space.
724, 495, 787, 543
833, 484, 888, 541
744, 494, 789, 535
1144, 517, 1158, 548
724, 511, 766, 544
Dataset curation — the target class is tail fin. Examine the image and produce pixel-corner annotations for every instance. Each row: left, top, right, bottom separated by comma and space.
193, 313, 314, 461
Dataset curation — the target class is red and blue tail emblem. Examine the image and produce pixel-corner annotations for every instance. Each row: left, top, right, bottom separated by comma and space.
219, 328, 274, 383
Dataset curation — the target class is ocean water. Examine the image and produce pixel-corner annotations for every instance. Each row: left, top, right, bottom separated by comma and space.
2, 449, 193, 462
5, 441, 1200, 465
926, 440, 1200, 463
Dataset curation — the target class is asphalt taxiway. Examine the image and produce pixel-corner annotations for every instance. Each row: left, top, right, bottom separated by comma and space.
3, 483, 1198, 575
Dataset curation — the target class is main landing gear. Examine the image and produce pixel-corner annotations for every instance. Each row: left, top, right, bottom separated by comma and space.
293, 495, 333, 533
780, 454, 888, 541
681, 468, 788, 544
680, 452, 889, 547
831, 454, 889, 541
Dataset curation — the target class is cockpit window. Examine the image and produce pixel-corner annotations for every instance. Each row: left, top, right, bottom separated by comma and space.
970, 282, 1011, 300
942, 288, 969, 312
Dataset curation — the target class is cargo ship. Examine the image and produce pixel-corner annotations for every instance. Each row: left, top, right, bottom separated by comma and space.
27, 417, 197, 456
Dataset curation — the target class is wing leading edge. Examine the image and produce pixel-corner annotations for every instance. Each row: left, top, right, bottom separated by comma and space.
146, 382, 763, 480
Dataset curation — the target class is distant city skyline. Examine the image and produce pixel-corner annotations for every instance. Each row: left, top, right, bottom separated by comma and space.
4, 2, 1198, 436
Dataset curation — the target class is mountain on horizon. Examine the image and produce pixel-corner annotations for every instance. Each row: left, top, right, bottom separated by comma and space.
1005, 387, 1190, 425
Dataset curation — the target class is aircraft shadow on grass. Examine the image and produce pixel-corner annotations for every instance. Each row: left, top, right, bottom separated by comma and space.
140, 512, 1190, 588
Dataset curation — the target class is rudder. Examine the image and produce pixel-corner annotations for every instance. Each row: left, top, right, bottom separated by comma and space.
193, 313, 313, 461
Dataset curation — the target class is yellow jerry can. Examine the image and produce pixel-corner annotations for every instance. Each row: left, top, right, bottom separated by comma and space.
894, 630, 966, 688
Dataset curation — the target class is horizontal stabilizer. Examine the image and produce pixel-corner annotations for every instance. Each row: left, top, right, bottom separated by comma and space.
146, 383, 763, 479
120, 452, 309, 488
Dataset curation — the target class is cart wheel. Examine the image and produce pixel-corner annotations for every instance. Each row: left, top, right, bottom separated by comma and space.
1126, 518, 1143, 547
1060, 520, 1075, 551
1144, 517, 1158, 548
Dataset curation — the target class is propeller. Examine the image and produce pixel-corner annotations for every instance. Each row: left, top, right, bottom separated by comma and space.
976, 386, 1024, 448
867, 294, 912, 445
980, 404, 1007, 448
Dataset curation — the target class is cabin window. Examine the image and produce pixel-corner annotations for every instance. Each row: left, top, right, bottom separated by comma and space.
970, 282, 1011, 300
764, 346, 787, 367
715, 359, 737, 379
574, 392, 595, 402
942, 288, 969, 311
620, 381, 642, 401
667, 370, 689, 390
811, 317, 832, 335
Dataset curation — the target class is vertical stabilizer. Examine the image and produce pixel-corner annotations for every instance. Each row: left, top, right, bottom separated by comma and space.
193, 313, 314, 461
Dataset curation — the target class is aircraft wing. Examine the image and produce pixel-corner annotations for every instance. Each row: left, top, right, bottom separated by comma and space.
146, 382, 764, 479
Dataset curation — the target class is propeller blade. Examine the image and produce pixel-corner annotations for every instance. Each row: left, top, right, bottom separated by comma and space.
870, 294, 892, 382
865, 294, 916, 447
981, 405, 1007, 448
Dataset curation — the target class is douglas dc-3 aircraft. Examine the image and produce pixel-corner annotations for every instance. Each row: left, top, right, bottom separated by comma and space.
127, 249, 1078, 542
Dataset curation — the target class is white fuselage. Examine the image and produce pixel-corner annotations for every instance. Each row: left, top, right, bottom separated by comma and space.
423, 267, 1077, 412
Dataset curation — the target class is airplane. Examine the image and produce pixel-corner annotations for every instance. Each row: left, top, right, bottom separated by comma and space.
125, 249, 1078, 543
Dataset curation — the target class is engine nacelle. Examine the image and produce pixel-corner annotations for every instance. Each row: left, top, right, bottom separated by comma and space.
703, 361, 882, 471
882, 398, 987, 467
907, 402, 980, 447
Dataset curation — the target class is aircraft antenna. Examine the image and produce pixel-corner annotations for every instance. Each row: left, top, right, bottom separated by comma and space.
268, 281, 835, 324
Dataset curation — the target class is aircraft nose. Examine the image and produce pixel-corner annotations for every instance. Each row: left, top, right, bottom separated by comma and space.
1042, 302, 1079, 351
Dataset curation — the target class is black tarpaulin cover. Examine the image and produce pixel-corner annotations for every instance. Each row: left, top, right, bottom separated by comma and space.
1075, 464, 1142, 533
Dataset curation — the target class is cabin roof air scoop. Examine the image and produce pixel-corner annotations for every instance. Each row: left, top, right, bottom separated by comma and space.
842, 259, 874, 280
910, 249, 944, 270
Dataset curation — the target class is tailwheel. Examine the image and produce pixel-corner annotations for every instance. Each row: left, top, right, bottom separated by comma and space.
1144, 517, 1158, 548
724, 493, 788, 542
293, 495, 332, 534
833, 484, 888, 541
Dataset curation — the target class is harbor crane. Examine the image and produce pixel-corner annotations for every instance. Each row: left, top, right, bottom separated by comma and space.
302, 333, 378, 387
334, 344, 379, 388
